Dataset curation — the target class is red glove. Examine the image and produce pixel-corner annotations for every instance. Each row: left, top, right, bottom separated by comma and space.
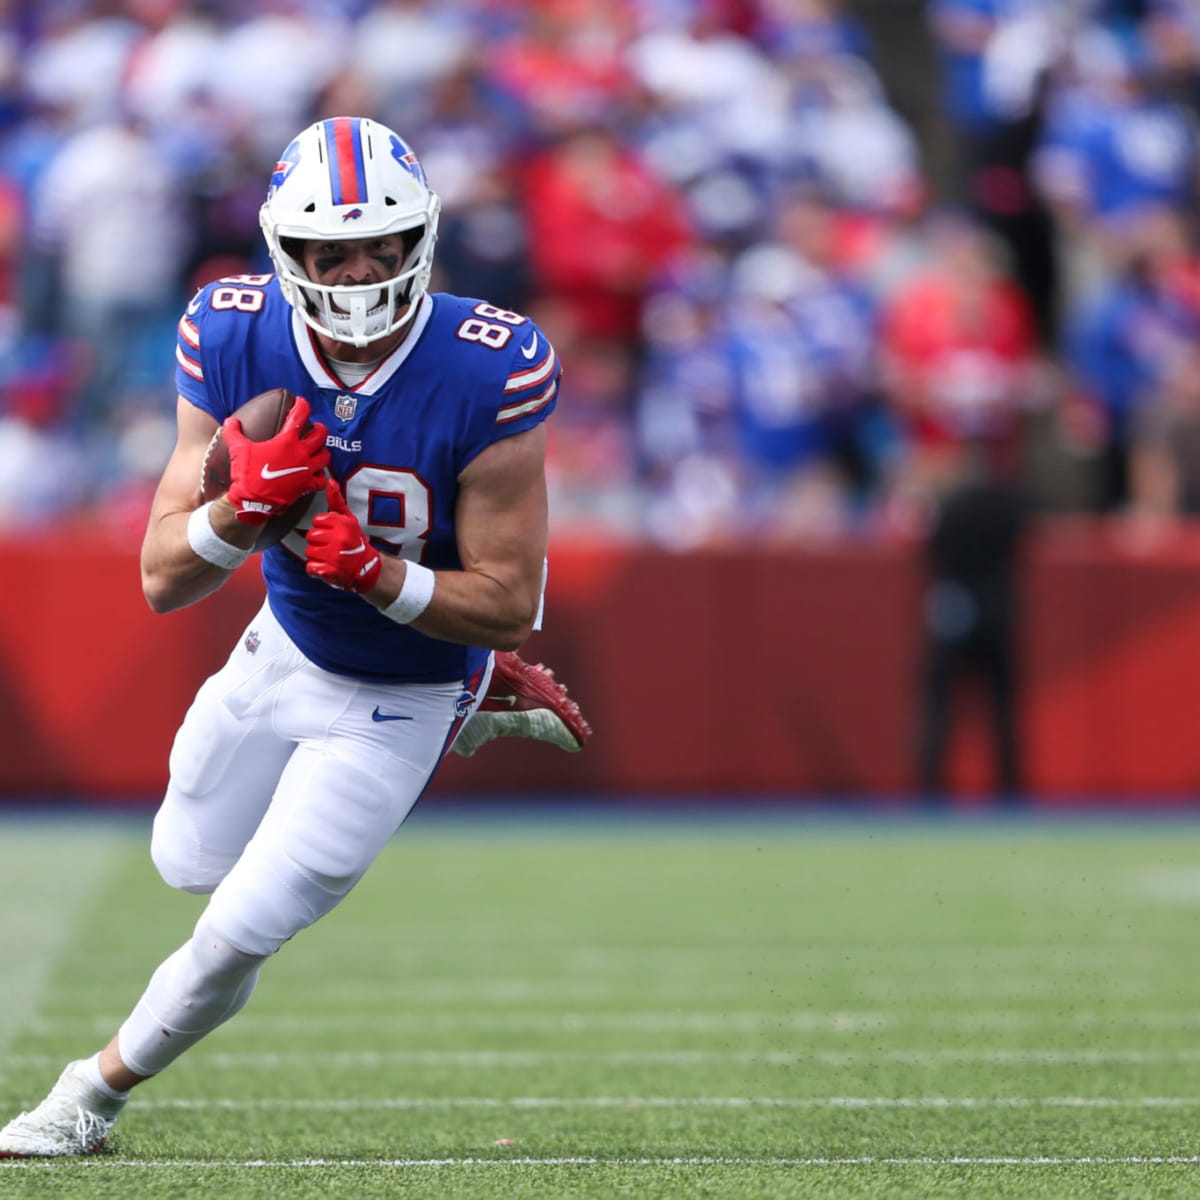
224, 396, 330, 525
305, 477, 382, 593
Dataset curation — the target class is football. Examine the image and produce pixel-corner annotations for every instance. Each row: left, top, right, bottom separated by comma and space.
199, 387, 318, 551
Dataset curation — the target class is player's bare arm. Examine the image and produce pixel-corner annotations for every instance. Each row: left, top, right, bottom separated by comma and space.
308, 416, 542, 650
390, 423, 548, 650
140, 396, 256, 613
302, 423, 548, 651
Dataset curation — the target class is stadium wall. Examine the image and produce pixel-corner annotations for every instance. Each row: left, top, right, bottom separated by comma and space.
3, 522, 1200, 803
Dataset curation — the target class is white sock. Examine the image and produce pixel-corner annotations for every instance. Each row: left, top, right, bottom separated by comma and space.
79, 1052, 130, 1101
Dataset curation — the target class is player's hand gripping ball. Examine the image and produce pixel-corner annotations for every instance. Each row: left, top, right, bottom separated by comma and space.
200, 389, 330, 548
305, 477, 383, 593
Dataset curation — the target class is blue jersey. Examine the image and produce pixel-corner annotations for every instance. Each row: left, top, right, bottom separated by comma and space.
176, 276, 559, 684
1037, 92, 1197, 219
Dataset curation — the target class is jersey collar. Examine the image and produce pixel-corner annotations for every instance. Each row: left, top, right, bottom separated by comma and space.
290, 293, 433, 395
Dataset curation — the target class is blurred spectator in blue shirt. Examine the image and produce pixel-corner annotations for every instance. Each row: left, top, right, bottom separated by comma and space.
635, 246, 740, 548
753, 0, 871, 62
929, 0, 1024, 168
1062, 203, 1200, 508
725, 187, 887, 538
780, 54, 924, 221
1033, 25, 1198, 229
637, 186, 890, 545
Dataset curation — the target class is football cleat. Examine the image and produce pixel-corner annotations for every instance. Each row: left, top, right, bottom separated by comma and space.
0, 1061, 126, 1158
453, 652, 592, 758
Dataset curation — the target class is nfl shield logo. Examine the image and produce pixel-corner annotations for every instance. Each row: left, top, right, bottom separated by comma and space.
244, 629, 260, 655
334, 394, 358, 421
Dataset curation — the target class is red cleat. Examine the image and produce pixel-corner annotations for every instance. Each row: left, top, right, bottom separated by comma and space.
453, 651, 592, 758
482, 651, 592, 747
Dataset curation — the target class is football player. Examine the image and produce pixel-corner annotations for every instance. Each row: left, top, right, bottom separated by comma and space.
0, 116, 590, 1157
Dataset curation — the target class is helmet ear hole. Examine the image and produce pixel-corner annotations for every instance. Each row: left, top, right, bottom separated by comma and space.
279, 236, 305, 262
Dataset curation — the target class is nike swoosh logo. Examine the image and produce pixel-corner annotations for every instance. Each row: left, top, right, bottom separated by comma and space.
371, 707, 413, 722
339, 540, 367, 556
261, 464, 310, 479
520, 332, 538, 359
490, 695, 518, 707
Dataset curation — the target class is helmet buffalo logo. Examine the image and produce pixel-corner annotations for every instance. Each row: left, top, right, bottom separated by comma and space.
389, 134, 427, 185
454, 689, 476, 719
341, 207, 364, 221
268, 138, 302, 196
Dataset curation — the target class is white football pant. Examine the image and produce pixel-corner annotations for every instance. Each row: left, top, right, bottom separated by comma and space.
118, 600, 490, 1077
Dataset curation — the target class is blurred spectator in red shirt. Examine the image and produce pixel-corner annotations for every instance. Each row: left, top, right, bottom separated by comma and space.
485, 0, 637, 140
882, 211, 1038, 506
523, 124, 692, 344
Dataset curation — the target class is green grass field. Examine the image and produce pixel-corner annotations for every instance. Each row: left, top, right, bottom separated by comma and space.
2, 809, 1200, 1198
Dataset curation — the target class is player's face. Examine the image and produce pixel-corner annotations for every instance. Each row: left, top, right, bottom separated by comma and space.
294, 232, 421, 357
300, 235, 408, 293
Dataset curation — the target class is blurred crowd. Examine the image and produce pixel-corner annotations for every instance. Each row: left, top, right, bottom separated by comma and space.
1, 0, 1200, 546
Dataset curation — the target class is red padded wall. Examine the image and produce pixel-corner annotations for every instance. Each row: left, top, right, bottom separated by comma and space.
3, 521, 1200, 801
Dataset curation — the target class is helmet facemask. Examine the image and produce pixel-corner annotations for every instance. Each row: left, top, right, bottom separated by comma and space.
274, 217, 439, 345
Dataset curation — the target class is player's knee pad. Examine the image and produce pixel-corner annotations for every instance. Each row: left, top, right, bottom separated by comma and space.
151, 846, 224, 895
279, 756, 403, 883
202, 846, 360, 958
202, 767, 398, 957
151, 786, 238, 895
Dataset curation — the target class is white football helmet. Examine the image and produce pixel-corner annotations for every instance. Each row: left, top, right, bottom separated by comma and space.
259, 116, 441, 346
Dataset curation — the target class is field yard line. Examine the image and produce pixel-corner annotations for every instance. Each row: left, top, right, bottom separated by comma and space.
561, 943, 1164, 961
53, 1006, 1200, 1035
7, 1156, 1200, 1169
12, 1047, 1200, 1069
0, 828, 126, 1075
123, 976, 1163, 1004
48, 1011, 899, 1035
136, 1096, 1200, 1110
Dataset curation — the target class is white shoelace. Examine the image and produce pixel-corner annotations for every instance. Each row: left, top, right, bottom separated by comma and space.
73, 1107, 110, 1151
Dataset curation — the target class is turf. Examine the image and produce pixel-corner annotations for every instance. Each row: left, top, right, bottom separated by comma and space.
2, 808, 1200, 1197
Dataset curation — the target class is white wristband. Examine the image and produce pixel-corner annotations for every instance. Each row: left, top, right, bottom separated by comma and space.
381, 561, 436, 625
187, 502, 252, 571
